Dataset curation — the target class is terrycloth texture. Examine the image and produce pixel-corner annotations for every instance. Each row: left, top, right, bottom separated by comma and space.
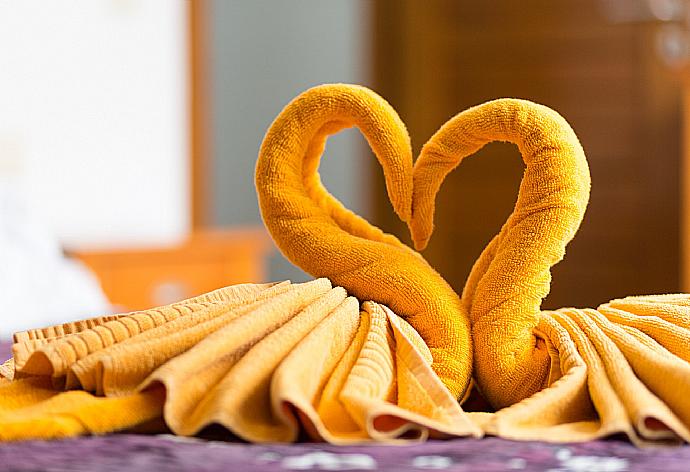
0, 279, 479, 442
256, 84, 472, 400
0, 282, 276, 440
0, 377, 164, 441
411, 98, 690, 446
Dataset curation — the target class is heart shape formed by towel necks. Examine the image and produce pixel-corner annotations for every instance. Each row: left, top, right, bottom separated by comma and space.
256, 84, 473, 401
256, 86, 600, 419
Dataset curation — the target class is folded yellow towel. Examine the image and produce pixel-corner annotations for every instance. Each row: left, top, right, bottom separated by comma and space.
410, 98, 690, 446
1, 279, 479, 442
0, 84, 478, 443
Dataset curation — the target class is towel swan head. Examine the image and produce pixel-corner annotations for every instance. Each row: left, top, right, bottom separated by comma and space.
255, 84, 473, 399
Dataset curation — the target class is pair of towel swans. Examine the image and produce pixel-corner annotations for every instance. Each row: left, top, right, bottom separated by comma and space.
2, 84, 690, 447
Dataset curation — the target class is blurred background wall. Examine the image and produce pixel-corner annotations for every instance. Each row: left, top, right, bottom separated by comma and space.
205, 0, 371, 283
0, 1, 189, 248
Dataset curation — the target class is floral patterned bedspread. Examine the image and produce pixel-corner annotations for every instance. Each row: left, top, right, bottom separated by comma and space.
2, 342, 689, 472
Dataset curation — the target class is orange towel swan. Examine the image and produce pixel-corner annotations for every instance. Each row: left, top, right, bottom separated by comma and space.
255, 84, 472, 400
411, 98, 690, 446
0, 84, 477, 443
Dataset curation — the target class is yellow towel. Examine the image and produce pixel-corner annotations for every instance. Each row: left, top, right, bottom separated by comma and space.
0, 84, 478, 443
0, 278, 478, 442
410, 98, 690, 446
0, 282, 278, 440
255, 84, 472, 400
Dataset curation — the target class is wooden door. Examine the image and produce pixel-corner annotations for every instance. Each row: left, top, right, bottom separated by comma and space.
372, 0, 682, 308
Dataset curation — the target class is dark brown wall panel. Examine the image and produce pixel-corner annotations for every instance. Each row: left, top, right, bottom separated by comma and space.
372, 0, 681, 309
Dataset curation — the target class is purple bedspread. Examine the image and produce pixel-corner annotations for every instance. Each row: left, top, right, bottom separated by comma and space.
3, 341, 690, 471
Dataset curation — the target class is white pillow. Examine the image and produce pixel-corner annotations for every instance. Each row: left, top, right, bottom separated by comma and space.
0, 189, 110, 339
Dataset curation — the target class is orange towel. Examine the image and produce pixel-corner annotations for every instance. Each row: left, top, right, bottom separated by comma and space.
255, 84, 472, 400
411, 98, 690, 446
1, 279, 478, 442
0, 84, 478, 443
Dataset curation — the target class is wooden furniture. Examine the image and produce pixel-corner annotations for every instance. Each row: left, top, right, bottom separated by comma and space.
681, 84, 690, 291
189, 0, 212, 229
372, 0, 682, 308
69, 228, 273, 311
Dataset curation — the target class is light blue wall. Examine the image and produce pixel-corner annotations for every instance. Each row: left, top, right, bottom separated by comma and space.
209, 0, 371, 282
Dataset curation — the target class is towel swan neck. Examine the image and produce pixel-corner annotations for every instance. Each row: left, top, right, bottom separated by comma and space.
410, 98, 591, 408
255, 84, 473, 399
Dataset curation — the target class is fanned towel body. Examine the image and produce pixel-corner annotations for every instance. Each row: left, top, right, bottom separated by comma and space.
410, 98, 690, 447
0, 84, 478, 443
